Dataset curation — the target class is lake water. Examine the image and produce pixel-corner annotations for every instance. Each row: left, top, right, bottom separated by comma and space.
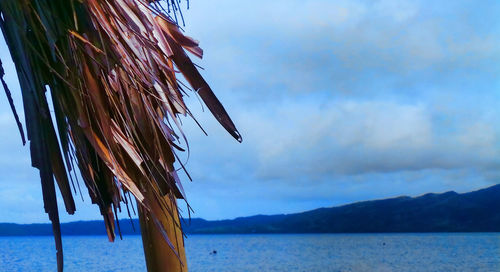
0, 233, 498, 271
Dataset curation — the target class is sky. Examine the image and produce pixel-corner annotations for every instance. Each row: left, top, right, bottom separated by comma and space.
0, 0, 499, 223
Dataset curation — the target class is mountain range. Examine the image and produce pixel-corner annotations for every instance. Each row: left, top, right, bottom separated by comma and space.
1, 184, 499, 235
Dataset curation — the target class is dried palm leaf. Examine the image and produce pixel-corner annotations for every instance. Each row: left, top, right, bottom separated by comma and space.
0, 0, 240, 271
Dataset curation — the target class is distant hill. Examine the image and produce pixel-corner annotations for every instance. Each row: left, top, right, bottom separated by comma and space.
1, 184, 499, 236
184, 184, 500, 233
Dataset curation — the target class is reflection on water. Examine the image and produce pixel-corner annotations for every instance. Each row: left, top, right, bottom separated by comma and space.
0, 233, 498, 271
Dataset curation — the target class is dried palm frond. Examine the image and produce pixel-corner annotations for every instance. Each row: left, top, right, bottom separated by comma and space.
0, 0, 240, 271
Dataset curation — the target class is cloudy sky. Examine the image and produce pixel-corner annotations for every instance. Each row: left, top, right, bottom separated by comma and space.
0, 0, 499, 223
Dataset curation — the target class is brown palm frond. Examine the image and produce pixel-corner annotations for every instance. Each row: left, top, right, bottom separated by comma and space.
0, 0, 240, 270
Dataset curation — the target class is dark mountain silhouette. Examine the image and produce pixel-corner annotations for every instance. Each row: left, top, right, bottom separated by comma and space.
1, 184, 499, 235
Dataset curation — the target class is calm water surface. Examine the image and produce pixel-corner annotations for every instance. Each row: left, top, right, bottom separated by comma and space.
0, 233, 498, 271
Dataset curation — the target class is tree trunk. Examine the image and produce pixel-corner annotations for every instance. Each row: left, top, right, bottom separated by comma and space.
138, 194, 187, 272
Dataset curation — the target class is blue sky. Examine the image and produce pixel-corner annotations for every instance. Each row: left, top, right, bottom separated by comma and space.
0, 0, 499, 223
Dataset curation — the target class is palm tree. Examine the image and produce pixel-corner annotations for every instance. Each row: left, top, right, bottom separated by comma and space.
0, 0, 240, 271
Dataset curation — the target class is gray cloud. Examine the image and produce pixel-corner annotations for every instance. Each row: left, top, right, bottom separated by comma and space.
184, 0, 500, 101
0, 0, 499, 221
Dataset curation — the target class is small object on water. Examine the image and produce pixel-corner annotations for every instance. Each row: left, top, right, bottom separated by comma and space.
383, 242, 386, 246
210, 250, 217, 255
